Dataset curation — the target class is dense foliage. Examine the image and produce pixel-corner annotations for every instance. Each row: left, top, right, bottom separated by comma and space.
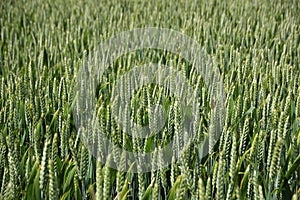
0, 0, 299, 199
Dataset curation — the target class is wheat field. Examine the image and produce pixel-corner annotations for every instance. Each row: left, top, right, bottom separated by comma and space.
0, 0, 299, 199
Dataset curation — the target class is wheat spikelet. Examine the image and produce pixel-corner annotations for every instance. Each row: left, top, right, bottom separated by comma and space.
48, 159, 57, 200
205, 176, 211, 199
198, 177, 206, 200
103, 155, 111, 200
229, 131, 237, 179
96, 160, 103, 200
269, 138, 282, 183
216, 152, 225, 199
79, 145, 89, 181
39, 139, 50, 194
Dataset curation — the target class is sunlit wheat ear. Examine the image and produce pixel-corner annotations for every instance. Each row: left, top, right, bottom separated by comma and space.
239, 117, 249, 155
138, 168, 145, 200
269, 138, 282, 183
111, 114, 120, 164
229, 131, 237, 180
74, 172, 81, 198
170, 155, 178, 186
159, 147, 167, 192
39, 139, 50, 193
7, 151, 16, 199
252, 170, 259, 200
48, 159, 57, 200
116, 152, 126, 198
174, 100, 184, 152
0, 134, 7, 174
180, 149, 192, 190
204, 176, 211, 199
174, 175, 186, 200
257, 130, 265, 167
220, 94, 232, 143
198, 177, 206, 200
96, 160, 103, 200
78, 145, 89, 181
246, 165, 253, 199
103, 155, 112, 200
249, 133, 258, 162
0, 167, 9, 197
216, 152, 225, 200
208, 111, 216, 155
222, 130, 231, 163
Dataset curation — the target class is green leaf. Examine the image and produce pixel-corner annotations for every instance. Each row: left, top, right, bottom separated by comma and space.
60, 190, 71, 200
114, 179, 129, 200
285, 153, 300, 180
28, 160, 39, 184
142, 178, 155, 200
63, 165, 76, 192
145, 136, 154, 153
34, 167, 41, 200
168, 175, 183, 200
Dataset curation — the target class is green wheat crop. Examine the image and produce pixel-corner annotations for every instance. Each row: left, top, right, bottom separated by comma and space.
0, 0, 299, 199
